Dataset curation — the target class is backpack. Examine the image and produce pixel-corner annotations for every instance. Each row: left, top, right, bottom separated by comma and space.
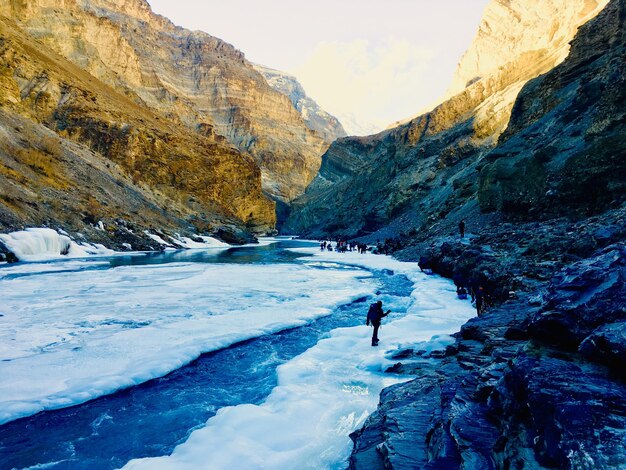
367, 303, 379, 323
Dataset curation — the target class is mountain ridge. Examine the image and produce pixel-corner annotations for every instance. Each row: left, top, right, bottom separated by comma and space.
283, 0, 610, 237
0, 13, 275, 252
253, 64, 347, 143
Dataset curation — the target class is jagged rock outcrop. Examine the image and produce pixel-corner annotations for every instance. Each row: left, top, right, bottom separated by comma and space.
253, 64, 346, 143
0, 0, 328, 202
284, 0, 609, 237
0, 14, 274, 247
350, 232, 626, 469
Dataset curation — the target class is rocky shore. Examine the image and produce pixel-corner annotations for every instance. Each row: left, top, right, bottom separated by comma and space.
348, 211, 626, 468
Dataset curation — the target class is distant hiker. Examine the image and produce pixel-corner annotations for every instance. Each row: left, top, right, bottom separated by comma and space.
418, 256, 429, 272
469, 277, 479, 302
328, 244, 333, 252
459, 220, 466, 239
366, 300, 391, 346
474, 284, 486, 316
320, 241, 326, 250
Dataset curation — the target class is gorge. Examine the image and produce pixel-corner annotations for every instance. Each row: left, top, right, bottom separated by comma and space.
0, 0, 625, 468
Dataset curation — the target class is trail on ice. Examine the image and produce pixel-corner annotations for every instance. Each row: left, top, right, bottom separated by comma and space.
125, 248, 475, 470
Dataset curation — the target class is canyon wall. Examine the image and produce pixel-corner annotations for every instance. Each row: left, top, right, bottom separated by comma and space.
254, 64, 346, 144
0, 0, 328, 202
349, 1, 626, 467
0, 14, 275, 249
284, 0, 609, 237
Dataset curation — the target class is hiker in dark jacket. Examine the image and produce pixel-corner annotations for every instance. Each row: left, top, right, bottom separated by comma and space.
366, 300, 391, 346
475, 284, 487, 316
459, 220, 466, 238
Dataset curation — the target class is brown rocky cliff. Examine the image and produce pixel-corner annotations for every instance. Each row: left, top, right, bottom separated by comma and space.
0, 15, 275, 241
1, 0, 328, 203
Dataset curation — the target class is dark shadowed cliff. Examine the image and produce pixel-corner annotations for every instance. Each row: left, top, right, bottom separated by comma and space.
283, 0, 610, 238
347, 0, 626, 467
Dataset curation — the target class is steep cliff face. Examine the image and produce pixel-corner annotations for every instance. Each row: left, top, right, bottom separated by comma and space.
0, 15, 275, 246
284, 0, 609, 237
347, 0, 626, 467
0, 0, 328, 202
478, 0, 626, 218
254, 64, 346, 144
447, 0, 609, 97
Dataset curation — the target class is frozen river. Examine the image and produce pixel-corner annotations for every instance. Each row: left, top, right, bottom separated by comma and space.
0, 238, 474, 469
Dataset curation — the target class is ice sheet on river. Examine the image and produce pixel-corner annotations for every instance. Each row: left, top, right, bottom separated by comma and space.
125, 249, 475, 469
0, 259, 375, 424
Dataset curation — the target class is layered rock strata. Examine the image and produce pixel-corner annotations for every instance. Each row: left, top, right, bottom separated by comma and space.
0, 0, 328, 202
0, 15, 274, 250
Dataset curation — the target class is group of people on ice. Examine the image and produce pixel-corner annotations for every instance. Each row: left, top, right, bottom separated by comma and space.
320, 239, 367, 254
319, 238, 403, 256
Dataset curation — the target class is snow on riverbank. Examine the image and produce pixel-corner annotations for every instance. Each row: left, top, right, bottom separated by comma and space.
143, 231, 230, 250
0, 228, 114, 262
125, 248, 475, 469
0, 257, 375, 425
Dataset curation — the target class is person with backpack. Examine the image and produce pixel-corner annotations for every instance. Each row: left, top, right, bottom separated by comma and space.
366, 300, 391, 346
474, 284, 487, 316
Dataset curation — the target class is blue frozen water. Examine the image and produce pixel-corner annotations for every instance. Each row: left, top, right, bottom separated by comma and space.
0, 241, 413, 469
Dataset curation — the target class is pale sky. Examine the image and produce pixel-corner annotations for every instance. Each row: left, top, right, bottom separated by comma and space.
147, 0, 490, 134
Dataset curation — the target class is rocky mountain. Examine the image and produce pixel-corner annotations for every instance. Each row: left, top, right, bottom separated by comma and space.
340, 0, 626, 466
0, 13, 275, 251
284, 0, 609, 236
0, 0, 328, 203
280, 1, 626, 464
253, 64, 346, 143
446, 0, 609, 98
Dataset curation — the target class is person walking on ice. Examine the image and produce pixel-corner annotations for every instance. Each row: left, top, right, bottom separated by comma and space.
366, 300, 391, 346
459, 219, 466, 239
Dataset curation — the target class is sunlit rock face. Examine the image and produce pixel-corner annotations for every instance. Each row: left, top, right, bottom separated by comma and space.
284, 0, 610, 237
448, 0, 610, 97
0, 0, 328, 202
0, 13, 275, 242
444, 0, 609, 139
253, 64, 347, 144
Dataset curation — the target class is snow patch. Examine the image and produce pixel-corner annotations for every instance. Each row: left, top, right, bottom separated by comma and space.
0, 228, 113, 262
171, 234, 230, 249
144, 231, 231, 250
